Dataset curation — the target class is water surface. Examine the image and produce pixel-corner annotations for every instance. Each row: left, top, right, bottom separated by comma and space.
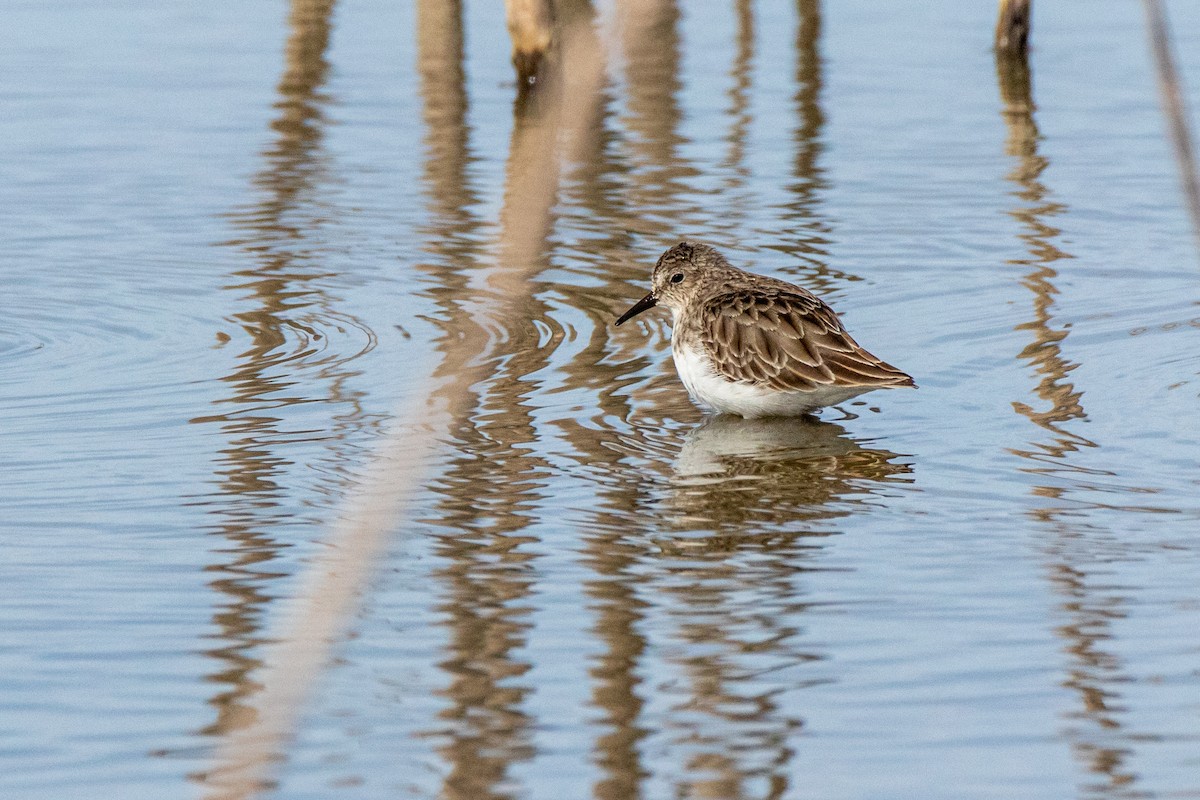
3, 1, 1200, 798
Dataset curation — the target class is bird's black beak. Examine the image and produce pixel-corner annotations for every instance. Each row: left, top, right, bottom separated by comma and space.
615, 292, 657, 326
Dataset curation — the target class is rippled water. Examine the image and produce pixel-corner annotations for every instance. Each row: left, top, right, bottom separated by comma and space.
4, 0, 1200, 797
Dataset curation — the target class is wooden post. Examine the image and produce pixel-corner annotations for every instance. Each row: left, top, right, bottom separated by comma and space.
505, 0, 556, 88
995, 0, 1031, 55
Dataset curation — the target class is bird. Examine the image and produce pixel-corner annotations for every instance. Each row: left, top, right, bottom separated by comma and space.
615, 242, 914, 418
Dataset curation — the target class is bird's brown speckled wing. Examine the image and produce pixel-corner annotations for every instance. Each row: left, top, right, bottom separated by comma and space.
699, 289, 914, 390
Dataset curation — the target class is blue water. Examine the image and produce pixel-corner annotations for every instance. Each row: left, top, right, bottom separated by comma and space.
2, 1, 1200, 798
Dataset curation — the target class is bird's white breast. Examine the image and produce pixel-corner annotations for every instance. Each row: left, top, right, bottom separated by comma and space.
671, 339, 865, 418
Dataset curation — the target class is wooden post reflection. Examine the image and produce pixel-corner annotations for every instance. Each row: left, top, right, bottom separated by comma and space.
716, 0, 754, 233
619, 0, 683, 167
997, 47, 1140, 795
791, 0, 825, 230
1035, 524, 1139, 793
418, 0, 471, 227
417, 4, 539, 798
194, 0, 380, 783
782, 0, 848, 293
663, 558, 809, 800
996, 48, 1087, 457
417, 5, 613, 798
617, 0, 703, 241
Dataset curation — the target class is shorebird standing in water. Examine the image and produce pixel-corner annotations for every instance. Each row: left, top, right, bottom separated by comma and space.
616, 242, 914, 418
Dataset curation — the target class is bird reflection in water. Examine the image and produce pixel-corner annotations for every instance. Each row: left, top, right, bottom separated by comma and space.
662, 415, 913, 540
619, 415, 912, 797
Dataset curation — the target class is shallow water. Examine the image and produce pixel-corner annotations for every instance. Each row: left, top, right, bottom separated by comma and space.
3, 0, 1200, 797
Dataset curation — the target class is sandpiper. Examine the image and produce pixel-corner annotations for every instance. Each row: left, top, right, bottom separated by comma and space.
616, 242, 914, 418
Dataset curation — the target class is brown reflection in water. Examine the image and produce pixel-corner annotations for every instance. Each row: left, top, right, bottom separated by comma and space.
191, 0, 384, 775
415, 5, 609, 798
418, 0, 475, 255
552, 7, 912, 796
655, 416, 910, 800
715, 0, 754, 235
581, 511, 651, 800
565, 414, 915, 800
658, 563, 808, 800
553, 6, 696, 795
550, 105, 657, 792
997, 52, 1140, 796
417, 5, 534, 798
778, 0, 850, 293
568, 417, 913, 798
542, 17, 657, 795
665, 416, 912, 538
997, 53, 1090, 461
1034, 510, 1140, 797
618, 0, 704, 242
605, 0, 716, 421
423, 477, 542, 800
414, 0, 486, 399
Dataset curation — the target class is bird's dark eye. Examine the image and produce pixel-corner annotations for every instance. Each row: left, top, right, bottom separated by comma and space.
670, 272, 684, 284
